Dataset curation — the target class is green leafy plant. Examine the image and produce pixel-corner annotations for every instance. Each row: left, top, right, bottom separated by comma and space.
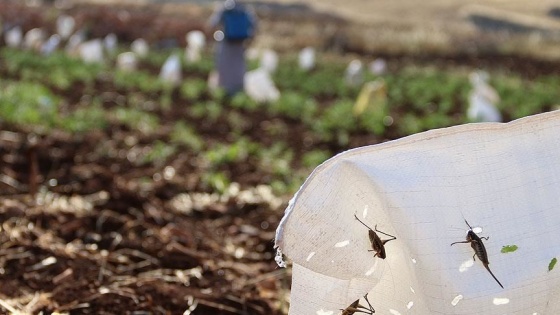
184, 54, 214, 74
0, 80, 59, 130
230, 93, 260, 112
301, 150, 331, 169
201, 171, 231, 194
2, 45, 560, 201
258, 142, 294, 177
270, 91, 318, 124
60, 104, 108, 133
494, 75, 560, 120
180, 78, 207, 101
171, 121, 204, 151
203, 138, 258, 168
114, 70, 165, 93
112, 107, 160, 134
141, 140, 177, 166
312, 99, 357, 145
226, 110, 251, 134
549, 258, 557, 272
501, 245, 518, 253
188, 101, 223, 123
159, 86, 173, 111
1, 48, 102, 90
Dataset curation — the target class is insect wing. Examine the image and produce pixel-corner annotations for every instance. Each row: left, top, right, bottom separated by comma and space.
341, 300, 360, 315
468, 231, 489, 264
369, 230, 386, 259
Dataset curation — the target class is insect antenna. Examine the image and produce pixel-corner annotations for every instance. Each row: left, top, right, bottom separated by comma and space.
354, 213, 374, 230
463, 219, 473, 230
457, 210, 476, 230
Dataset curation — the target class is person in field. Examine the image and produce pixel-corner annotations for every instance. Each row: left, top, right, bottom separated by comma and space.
208, 0, 257, 95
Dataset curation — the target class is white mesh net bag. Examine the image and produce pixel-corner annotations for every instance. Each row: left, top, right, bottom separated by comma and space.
275, 110, 560, 315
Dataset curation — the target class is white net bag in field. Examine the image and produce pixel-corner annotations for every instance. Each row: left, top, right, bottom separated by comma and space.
275, 110, 560, 315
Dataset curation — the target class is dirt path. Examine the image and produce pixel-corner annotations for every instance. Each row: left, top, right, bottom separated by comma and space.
70, 0, 560, 58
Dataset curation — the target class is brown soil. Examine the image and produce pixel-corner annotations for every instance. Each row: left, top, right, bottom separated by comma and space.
0, 2, 292, 314
1, 114, 291, 315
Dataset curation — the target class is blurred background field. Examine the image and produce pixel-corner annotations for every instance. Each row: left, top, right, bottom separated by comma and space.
1, 0, 560, 314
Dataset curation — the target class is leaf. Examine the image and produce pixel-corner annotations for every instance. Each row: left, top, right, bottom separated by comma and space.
549, 258, 557, 272
500, 245, 518, 253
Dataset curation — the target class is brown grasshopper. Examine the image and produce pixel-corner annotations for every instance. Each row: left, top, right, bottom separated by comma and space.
354, 214, 396, 259
341, 294, 375, 315
451, 219, 504, 289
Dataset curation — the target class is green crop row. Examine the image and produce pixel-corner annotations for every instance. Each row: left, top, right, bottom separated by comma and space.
1, 48, 103, 90
1, 46, 559, 195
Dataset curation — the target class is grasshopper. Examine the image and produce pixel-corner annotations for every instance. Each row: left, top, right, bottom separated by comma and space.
341, 294, 375, 315
354, 214, 396, 259
451, 219, 504, 289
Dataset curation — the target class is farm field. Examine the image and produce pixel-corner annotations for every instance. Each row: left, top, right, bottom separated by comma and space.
1, 1, 560, 314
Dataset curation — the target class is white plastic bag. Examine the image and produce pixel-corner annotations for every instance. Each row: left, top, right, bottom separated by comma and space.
104, 33, 118, 53
116, 52, 137, 72
260, 48, 278, 74
299, 47, 315, 71
345, 59, 364, 87
159, 54, 182, 86
369, 58, 387, 75
78, 39, 104, 63
245, 47, 260, 61
468, 71, 502, 122
41, 34, 61, 55
244, 68, 280, 103
56, 15, 75, 39
65, 30, 85, 55
23, 28, 45, 50
5, 26, 22, 48
131, 38, 149, 57
186, 30, 205, 50
185, 30, 206, 63
275, 110, 560, 315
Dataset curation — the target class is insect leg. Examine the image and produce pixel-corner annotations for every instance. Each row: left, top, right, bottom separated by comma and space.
349, 294, 376, 314
450, 240, 470, 246
374, 224, 397, 242
362, 294, 375, 313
